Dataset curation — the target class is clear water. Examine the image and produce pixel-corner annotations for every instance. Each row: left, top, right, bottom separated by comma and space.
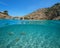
0, 19, 60, 48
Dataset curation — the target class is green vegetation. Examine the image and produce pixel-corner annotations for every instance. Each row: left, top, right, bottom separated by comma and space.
3, 10, 9, 15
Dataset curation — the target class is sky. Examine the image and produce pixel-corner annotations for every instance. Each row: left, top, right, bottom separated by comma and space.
0, 0, 60, 16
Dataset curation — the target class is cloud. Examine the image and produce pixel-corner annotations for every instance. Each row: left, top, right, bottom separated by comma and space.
0, 1, 8, 6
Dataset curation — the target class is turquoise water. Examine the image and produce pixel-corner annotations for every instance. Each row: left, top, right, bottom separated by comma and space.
0, 19, 60, 48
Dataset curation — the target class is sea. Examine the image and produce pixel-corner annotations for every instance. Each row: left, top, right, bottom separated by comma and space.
0, 19, 60, 48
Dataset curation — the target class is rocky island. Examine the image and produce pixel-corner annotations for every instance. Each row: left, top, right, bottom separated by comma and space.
0, 3, 60, 20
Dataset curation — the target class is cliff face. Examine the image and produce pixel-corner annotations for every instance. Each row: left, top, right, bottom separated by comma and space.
23, 8, 48, 20
0, 11, 13, 19
23, 3, 60, 20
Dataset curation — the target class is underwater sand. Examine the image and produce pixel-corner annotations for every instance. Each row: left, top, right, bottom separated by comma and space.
0, 20, 60, 48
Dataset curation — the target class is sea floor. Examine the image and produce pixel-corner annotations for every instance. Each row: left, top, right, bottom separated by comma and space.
0, 20, 60, 48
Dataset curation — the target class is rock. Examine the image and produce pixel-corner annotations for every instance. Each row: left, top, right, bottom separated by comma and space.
20, 32, 26, 35
8, 32, 14, 36
15, 38, 20, 42
53, 16, 60, 20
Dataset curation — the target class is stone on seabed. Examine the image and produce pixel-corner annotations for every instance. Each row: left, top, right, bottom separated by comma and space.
8, 32, 14, 36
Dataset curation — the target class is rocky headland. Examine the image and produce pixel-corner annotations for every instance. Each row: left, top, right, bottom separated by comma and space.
0, 3, 60, 20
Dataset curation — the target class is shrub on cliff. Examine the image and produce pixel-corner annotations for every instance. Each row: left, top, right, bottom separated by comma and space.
3, 10, 9, 15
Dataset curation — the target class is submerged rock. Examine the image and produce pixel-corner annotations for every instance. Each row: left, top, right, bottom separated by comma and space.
15, 38, 20, 42
8, 32, 14, 36
20, 32, 26, 35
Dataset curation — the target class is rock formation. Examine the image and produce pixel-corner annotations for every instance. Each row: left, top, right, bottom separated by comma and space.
23, 3, 60, 20
0, 11, 13, 19
0, 3, 60, 20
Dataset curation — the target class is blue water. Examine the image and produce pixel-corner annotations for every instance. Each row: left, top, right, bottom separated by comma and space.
0, 19, 60, 48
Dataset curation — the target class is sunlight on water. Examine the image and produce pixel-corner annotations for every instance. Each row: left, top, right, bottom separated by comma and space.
0, 20, 60, 48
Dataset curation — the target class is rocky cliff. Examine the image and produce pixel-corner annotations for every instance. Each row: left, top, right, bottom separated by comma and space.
23, 3, 60, 20
0, 11, 13, 19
